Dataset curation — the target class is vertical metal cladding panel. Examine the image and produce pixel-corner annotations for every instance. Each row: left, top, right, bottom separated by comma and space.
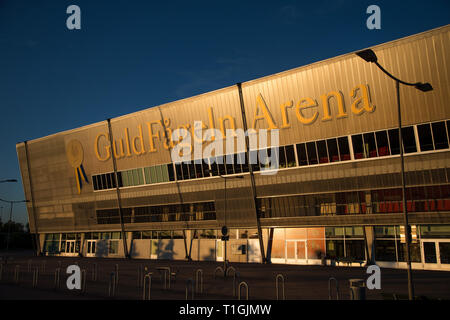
16, 143, 36, 233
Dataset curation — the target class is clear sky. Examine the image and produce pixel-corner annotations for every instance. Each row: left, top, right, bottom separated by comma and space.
0, 0, 449, 225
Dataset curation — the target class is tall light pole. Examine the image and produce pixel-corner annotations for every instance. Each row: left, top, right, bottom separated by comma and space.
356, 49, 433, 300
220, 174, 244, 277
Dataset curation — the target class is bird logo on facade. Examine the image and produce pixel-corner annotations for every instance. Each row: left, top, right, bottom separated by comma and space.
66, 140, 89, 194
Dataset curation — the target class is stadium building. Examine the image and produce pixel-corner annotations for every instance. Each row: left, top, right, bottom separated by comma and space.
16, 25, 450, 270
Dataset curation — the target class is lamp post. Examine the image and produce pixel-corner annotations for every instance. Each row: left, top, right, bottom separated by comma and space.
356, 49, 433, 300
220, 174, 244, 277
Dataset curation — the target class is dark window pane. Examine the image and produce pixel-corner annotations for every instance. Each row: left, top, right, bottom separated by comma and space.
351, 134, 365, 159
238, 153, 248, 173
388, 129, 400, 155
181, 162, 190, 180
363, 132, 377, 158
210, 157, 219, 176
233, 154, 242, 173
101, 174, 107, 190
217, 156, 226, 175
202, 159, 210, 177
306, 142, 318, 165
117, 172, 123, 188
317, 140, 328, 163
93, 175, 99, 191
249, 150, 260, 172
285, 145, 296, 167
111, 173, 117, 188
175, 163, 183, 180
167, 164, 175, 181
296, 143, 308, 166
188, 162, 196, 179
278, 146, 287, 168
432, 121, 449, 150
418, 123, 433, 151
338, 137, 351, 161
375, 131, 390, 156
225, 154, 234, 175
195, 162, 203, 178
106, 173, 112, 189
327, 138, 339, 162
402, 126, 417, 153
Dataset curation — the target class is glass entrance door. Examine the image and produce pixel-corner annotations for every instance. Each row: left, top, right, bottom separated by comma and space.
421, 240, 450, 269
286, 240, 307, 264
65, 240, 76, 255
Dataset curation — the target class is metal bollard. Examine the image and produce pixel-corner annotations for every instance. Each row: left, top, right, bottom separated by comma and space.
137, 265, 142, 288
328, 277, 340, 300
142, 273, 152, 300
195, 269, 203, 294
81, 269, 87, 294
214, 266, 224, 279
185, 278, 194, 300
92, 263, 98, 282
238, 281, 249, 300
108, 272, 116, 298
32, 267, 39, 288
115, 264, 119, 286
0, 263, 3, 281
14, 265, 20, 284
41, 261, 46, 274
276, 274, 286, 300
54, 268, 61, 289
232, 271, 241, 297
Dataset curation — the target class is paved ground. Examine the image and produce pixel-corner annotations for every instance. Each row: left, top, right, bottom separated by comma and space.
1, 251, 449, 300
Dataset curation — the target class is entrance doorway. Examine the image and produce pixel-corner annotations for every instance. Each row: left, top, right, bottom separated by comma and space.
286, 240, 308, 264
65, 240, 77, 255
421, 239, 450, 269
86, 240, 96, 256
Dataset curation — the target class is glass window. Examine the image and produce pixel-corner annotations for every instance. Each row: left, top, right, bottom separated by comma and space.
351, 134, 365, 159
161, 165, 169, 182
175, 163, 183, 180
181, 162, 190, 180
217, 156, 226, 175
375, 240, 396, 261
327, 139, 339, 162
259, 148, 271, 169
338, 137, 351, 161
432, 121, 449, 150
109, 240, 119, 254
285, 145, 296, 167
278, 146, 287, 168
106, 173, 112, 189
375, 131, 390, 156
417, 123, 434, 151
402, 126, 417, 153
388, 129, 400, 155
239, 153, 249, 173
159, 231, 172, 239
201, 159, 210, 177
363, 132, 377, 158
317, 140, 328, 163
194, 161, 203, 178
93, 175, 99, 190
306, 142, 318, 165
249, 150, 260, 172
233, 154, 243, 173
209, 158, 219, 176
296, 143, 308, 166
188, 162, 196, 179
144, 167, 151, 184
225, 154, 234, 175
439, 243, 450, 264
117, 172, 123, 187
173, 231, 184, 239
167, 164, 175, 181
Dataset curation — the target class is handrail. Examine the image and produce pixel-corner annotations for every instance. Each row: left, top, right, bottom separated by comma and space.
328, 277, 340, 300
185, 278, 194, 300
142, 273, 152, 300
195, 269, 203, 294
238, 281, 249, 300
276, 274, 285, 300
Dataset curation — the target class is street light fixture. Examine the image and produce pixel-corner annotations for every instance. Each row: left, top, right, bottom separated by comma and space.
356, 48, 433, 300
220, 174, 244, 277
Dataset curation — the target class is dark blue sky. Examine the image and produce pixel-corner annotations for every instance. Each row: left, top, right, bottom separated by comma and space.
0, 0, 449, 225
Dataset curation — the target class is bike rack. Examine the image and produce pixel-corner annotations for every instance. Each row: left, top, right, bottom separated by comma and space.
14, 265, 20, 284
276, 274, 286, 300
195, 269, 203, 294
238, 281, 249, 300
54, 268, 61, 289
92, 263, 98, 282
142, 273, 152, 300
114, 264, 119, 286
108, 272, 117, 298
232, 271, 241, 297
32, 267, 39, 288
214, 266, 224, 279
328, 277, 340, 300
185, 278, 194, 300
157, 267, 171, 290
226, 266, 237, 277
